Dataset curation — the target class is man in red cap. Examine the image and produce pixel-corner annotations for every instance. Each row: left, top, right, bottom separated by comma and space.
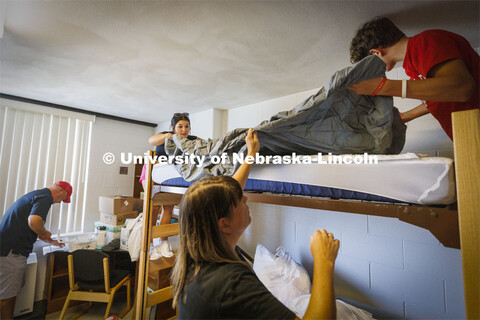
0, 181, 73, 319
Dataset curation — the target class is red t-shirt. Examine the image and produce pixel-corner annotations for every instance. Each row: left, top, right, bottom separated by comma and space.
403, 30, 479, 139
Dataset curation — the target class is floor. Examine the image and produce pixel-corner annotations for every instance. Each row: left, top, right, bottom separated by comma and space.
46, 290, 136, 320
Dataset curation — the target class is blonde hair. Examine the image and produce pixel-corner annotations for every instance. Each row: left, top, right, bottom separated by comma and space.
171, 176, 244, 307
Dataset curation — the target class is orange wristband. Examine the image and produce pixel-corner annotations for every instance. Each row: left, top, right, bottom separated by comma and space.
371, 78, 387, 96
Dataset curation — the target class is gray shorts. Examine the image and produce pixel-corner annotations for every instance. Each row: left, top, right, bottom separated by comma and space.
0, 251, 27, 299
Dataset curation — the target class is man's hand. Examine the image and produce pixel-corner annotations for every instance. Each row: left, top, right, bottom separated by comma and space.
38, 230, 52, 241
400, 103, 430, 123
48, 239, 65, 248
38, 231, 65, 247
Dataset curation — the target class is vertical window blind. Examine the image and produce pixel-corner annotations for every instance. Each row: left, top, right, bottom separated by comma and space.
0, 98, 94, 235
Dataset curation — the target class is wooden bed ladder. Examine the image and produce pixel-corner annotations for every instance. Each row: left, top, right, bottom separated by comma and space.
145, 220, 179, 320
452, 109, 479, 319
134, 154, 182, 319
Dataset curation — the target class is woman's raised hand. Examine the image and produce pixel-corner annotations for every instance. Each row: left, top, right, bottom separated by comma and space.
233, 128, 260, 189
310, 229, 340, 267
245, 128, 260, 156
304, 229, 339, 319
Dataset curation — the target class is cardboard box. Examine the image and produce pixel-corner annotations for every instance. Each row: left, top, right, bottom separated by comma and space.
100, 211, 138, 226
132, 198, 144, 213
99, 196, 134, 214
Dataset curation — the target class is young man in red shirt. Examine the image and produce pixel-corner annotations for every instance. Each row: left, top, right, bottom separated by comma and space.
348, 17, 479, 140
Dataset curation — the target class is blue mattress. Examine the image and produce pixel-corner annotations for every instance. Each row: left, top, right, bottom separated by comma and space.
161, 177, 400, 203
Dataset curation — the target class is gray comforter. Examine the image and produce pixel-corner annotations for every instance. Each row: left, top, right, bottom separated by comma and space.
165, 55, 406, 181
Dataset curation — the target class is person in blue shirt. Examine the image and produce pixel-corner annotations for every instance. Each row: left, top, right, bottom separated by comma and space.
0, 181, 72, 319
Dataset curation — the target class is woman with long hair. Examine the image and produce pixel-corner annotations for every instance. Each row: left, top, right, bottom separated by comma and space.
172, 128, 340, 319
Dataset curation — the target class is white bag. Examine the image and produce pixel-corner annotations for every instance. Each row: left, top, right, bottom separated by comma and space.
253, 244, 374, 319
253, 244, 311, 313
127, 213, 143, 261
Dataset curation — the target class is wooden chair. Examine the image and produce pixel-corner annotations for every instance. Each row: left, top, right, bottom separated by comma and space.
59, 249, 132, 319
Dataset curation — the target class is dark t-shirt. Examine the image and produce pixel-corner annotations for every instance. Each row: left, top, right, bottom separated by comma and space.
0, 188, 53, 257
155, 131, 198, 156
178, 262, 296, 319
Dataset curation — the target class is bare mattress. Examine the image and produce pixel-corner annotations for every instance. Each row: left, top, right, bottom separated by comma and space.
151, 153, 456, 205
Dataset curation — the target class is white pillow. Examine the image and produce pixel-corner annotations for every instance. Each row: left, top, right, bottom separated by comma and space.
253, 244, 311, 314
253, 244, 374, 320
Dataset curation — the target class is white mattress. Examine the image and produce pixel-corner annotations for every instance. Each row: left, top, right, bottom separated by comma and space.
151, 153, 456, 205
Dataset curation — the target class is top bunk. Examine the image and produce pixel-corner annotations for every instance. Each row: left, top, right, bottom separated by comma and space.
152, 152, 456, 205
149, 152, 459, 248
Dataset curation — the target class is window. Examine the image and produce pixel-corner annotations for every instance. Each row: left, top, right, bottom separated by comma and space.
0, 98, 94, 235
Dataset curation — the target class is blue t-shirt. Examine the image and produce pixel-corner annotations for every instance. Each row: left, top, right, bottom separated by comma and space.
155, 131, 198, 156
0, 188, 53, 257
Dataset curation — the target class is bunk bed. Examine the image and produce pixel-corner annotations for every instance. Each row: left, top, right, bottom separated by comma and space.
134, 109, 479, 319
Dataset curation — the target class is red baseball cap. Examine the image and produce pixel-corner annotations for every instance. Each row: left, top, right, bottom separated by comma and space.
55, 181, 73, 203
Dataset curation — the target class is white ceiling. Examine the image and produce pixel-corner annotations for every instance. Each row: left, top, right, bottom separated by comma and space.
1, 1, 479, 125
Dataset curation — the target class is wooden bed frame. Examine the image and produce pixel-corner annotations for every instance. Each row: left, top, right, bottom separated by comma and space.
134, 109, 479, 319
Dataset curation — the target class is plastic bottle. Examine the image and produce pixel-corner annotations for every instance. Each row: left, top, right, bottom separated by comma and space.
97, 226, 107, 247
